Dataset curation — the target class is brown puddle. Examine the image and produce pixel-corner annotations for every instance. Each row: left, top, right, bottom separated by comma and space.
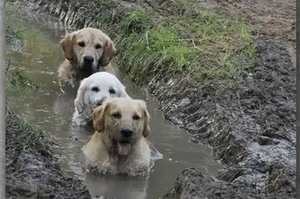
6, 3, 223, 199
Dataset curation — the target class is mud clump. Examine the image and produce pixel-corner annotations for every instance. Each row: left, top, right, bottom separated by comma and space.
162, 167, 266, 199
6, 110, 92, 199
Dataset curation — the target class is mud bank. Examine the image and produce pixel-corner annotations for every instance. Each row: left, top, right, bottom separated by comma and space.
157, 38, 296, 198
8, 0, 296, 198
6, 110, 92, 199
162, 167, 267, 199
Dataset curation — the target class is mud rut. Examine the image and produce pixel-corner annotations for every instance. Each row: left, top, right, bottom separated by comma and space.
6, 0, 296, 198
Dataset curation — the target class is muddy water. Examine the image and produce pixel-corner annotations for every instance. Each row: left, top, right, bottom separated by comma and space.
6, 4, 222, 199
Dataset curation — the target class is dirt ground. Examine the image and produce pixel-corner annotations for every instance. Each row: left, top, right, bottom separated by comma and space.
7, 0, 296, 198
6, 110, 92, 199
216, 0, 295, 41
156, 37, 296, 198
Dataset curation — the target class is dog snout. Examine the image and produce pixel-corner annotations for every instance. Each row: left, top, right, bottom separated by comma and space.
96, 101, 103, 106
121, 129, 133, 138
96, 100, 103, 106
95, 97, 106, 106
84, 56, 94, 64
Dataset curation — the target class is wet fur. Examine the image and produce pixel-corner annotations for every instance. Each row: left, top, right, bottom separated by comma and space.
58, 27, 116, 88
83, 98, 151, 176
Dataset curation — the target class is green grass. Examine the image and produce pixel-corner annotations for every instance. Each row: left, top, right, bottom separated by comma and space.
115, 10, 256, 83
123, 10, 152, 34
6, 109, 55, 158
6, 27, 19, 46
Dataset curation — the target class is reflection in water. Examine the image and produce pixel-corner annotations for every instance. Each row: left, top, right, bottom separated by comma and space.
85, 172, 148, 199
6, 4, 223, 199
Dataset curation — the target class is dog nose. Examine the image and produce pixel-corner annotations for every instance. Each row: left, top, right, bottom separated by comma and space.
96, 101, 102, 106
95, 97, 106, 106
84, 56, 94, 64
121, 129, 133, 137
96, 100, 103, 106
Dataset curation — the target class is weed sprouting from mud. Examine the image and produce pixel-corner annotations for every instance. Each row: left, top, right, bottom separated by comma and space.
6, 27, 19, 45
123, 10, 152, 34
5, 63, 32, 95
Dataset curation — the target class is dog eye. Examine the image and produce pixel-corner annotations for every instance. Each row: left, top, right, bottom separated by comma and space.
95, 44, 102, 49
91, 86, 99, 92
78, 41, 85, 47
112, 112, 121, 119
132, 114, 140, 120
109, 89, 116, 94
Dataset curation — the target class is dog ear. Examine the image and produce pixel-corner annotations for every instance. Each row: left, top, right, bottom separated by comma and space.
99, 38, 116, 66
120, 90, 130, 98
137, 100, 150, 137
92, 102, 111, 132
60, 33, 75, 60
74, 79, 87, 114
118, 86, 131, 98
143, 109, 150, 137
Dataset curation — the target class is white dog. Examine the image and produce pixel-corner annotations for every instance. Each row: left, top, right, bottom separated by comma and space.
72, 72, 129, 126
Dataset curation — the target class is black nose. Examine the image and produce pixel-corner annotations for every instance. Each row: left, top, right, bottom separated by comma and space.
121, 129, 133, 137
84, 56, 94, 64
96, 97, 106, 106
96, 100, 104, 106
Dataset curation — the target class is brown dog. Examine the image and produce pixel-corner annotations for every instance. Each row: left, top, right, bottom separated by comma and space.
83, 98, 152, 176
58, 27, 116, 88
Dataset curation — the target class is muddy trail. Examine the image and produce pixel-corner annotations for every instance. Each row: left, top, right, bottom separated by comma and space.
7, 0, 296, 198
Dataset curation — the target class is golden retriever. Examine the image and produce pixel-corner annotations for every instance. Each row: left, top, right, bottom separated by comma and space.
58, 27, 116, 88
83, 98, 153, 176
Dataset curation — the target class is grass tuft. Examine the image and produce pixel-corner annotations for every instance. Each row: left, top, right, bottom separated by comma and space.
123, 11, 152, 34
5, 65, 32, 95
6, 110, 56, 159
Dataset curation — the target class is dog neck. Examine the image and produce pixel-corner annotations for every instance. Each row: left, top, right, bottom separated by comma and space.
70, 60, 99, 80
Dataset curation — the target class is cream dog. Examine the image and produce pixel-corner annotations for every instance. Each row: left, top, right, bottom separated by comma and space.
72, 72, 129, 126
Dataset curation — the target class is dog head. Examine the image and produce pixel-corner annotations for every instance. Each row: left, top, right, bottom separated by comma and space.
92, 98, 150, 156
74, 72, 129, 114
60, 27, 116, 73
